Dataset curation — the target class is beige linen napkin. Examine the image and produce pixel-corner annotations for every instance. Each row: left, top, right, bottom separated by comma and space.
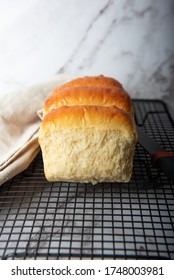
0, 74, 71, 186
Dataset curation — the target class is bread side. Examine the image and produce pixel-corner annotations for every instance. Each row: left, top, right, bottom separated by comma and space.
40, 129, 135, 184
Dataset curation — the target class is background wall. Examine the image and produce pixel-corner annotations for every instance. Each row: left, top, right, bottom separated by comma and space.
0, 0, 173, 114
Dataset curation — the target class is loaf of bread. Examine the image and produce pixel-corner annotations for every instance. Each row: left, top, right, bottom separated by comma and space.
39, 75, 137, 184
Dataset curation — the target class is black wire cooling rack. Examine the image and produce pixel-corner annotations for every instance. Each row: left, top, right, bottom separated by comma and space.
0, 99, 174, 260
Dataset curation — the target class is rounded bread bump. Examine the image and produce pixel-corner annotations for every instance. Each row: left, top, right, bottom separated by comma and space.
50, 75, 123, 96
44, 86, 133, 116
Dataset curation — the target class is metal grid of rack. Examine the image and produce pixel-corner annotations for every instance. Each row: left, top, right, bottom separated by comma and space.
0, 99, 174, 260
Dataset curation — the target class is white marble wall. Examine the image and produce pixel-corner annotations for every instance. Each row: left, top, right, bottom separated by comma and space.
0, 0, 173, 112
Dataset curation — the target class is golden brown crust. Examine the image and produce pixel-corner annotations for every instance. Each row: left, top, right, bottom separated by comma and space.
44, 86, 133, 116
50, 75, 123, 95
39, 105, 137, 140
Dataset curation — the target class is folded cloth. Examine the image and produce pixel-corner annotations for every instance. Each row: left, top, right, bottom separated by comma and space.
0, 74, 71, 186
